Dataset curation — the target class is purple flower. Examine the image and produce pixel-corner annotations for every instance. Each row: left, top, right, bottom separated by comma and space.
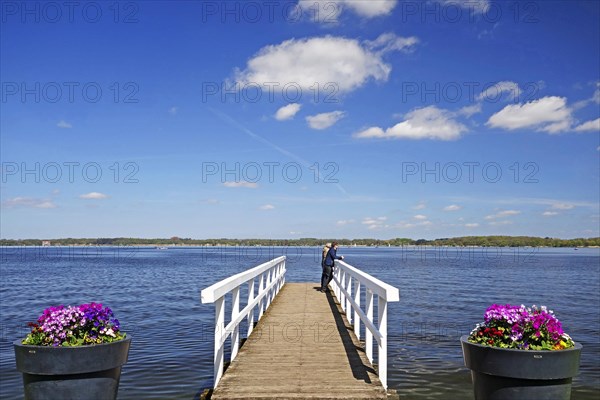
469, 303, 574, 350
22, 302, 125, 347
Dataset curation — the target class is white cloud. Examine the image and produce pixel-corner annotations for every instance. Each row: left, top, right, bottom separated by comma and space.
544, 120, 573, 133
355, 126, 385, 138
465, 223, 479, 228
447, 196, 594, 209
573, 83, 599, 110
477, 81, 521, 102
362, 216, 388, 230
234, 34, 416, 95
486, 96, 573, 133
412, 201, 426, 210
259, 204, 275, 210
496, 210, 520, 217
443, 204, 462, 211
2, 197, 57, 209
223, 181, 258, 189
298, 0, 398, 21
275, 103, 302, 121
396, 220, 432, 229
306, 111, 346, 130
574, 118, 600, 132
542, 211, 558, 216
337, 219, 355, 226
35, 201, 56, 208
168, 107, 178, 115
79, 192, 108, 200
413, 214, 427, 220
364, 32, 419, 54
489, 220, 513, 226
355, 106, 467, 140
458, 103, 482, 117
343, 0, 398, 17
57, 120, 72, 129
485, 210, 521, 220
551, 203, 575, 210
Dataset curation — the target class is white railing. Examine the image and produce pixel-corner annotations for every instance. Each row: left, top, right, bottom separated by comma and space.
200, 256, 286, 387
330, 260, 399, 389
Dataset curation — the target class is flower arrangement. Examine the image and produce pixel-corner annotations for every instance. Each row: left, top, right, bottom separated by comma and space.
468, 304, 574, 350
22, 302, 125, 347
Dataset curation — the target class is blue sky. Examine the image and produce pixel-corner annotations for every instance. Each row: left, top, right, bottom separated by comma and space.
1, 0, 599, 240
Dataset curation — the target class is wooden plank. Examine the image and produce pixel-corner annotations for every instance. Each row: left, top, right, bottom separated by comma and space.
211, 283, 387, 400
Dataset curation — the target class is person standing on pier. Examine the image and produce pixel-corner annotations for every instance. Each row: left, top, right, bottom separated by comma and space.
320, 242, 344, 292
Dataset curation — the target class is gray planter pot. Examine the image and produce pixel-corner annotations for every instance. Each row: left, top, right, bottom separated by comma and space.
461, 335, 581, 400
14, 336, 131, 400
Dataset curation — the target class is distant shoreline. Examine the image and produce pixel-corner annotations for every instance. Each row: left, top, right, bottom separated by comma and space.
0, 244, 600, 249
1, 236, 599, 248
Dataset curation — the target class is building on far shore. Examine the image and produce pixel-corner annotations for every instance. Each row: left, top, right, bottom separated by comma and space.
42, 241, 51, 247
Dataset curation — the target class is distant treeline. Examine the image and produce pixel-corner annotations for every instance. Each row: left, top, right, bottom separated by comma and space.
1, 236, 599, 247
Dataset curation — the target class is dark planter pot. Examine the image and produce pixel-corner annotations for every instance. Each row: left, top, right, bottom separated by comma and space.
461, 335, 581, 400
14, 336, 132, 400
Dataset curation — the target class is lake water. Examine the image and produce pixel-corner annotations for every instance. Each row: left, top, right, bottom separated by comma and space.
1, 246, 598, 399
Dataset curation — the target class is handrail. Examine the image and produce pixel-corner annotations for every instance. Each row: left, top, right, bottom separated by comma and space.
201, 256, 286, 387
330, 260, 399, 390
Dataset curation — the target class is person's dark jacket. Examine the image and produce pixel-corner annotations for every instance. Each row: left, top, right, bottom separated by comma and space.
324, 247, 342, 267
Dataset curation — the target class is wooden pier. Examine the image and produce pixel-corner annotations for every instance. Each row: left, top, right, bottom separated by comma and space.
212, 282, 387, 399
201, 257, 400, 400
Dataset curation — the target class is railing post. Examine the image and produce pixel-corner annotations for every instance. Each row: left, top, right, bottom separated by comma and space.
265, 268, 272, 308
247, 279, 255, 336
336, 268, 341, 298
277, 262, 283, 293
354, 280, 361, 339
214, 296, 225, 386
345, 274, 352, 322
271, 265, 277, 299
365, 289, 373, 363
340, 270, 346, 311
329, 265, 333, 295
378, 295, 388, 389
231, 287, 240, 361
258, 273, 265, 319
270, 266, 276, 301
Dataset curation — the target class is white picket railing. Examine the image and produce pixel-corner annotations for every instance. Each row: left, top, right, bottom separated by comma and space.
200, 256, 286, 387
329, 260, 400, 389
